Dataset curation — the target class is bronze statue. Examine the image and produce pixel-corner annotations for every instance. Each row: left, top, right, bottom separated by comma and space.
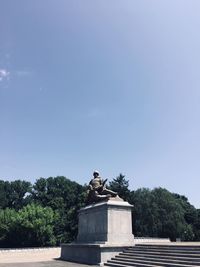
86, 171, 117, 204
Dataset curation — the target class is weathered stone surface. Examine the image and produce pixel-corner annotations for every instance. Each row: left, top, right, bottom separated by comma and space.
61, 243, 130, 265
77, 199, 134, 245
61, 199, 134, 264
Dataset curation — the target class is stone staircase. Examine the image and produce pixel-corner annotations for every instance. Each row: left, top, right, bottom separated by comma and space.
104, 244, 200, 267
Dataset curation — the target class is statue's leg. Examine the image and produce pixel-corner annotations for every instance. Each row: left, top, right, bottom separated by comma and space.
102, 188, 117, 197
94, 191, 111, 201
87, 190, 110, 203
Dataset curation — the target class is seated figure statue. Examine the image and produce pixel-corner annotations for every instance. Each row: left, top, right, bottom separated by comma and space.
86, 171, 117, 204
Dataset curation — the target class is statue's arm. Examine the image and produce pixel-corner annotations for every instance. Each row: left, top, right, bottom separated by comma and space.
102, 178, 108, 186
87, 180, 93, 191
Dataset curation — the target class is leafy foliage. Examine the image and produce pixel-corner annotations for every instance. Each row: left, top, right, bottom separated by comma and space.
32, 176, 86, 243
0, 174, 199, 247
109, 173, 130, 201
0, 180, 31, 210
0, 204, 56, 247
131, 187, 198, 241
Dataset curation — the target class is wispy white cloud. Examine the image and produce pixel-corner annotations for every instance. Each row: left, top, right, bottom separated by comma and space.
0, 69, 34, 83
0, 69, 10, 81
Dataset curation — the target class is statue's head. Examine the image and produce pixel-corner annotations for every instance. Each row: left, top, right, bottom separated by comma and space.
93, 170, 99, 177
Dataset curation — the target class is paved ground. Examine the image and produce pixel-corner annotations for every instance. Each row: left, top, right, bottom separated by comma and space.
0, 248, 97, 267
1, 243, 200, 267
0, 262, 95, 267
0, 248, 61, 264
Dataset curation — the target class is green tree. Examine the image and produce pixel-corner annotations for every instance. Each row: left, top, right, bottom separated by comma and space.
131, 188, 155, 237
131, 187, 193, 241
0, 204, 57, 247
0, 208, 17, 246
32, 176, 85, 209
32, 176, 86, 243
0, 180, 32, 210
109, 174, 130, 201
1, 175, 199, 245
0, 180, 10, 208
193, 209, 200, 240
173, 193, 197, 225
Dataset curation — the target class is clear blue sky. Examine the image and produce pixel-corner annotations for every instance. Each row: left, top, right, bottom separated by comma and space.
1, 1, 200, 208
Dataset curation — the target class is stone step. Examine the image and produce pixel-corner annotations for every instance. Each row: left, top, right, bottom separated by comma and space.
105, 261, 163, 267
114, 255, 200, 265
135, 247, 200, 251
106, 258, 197, 267
122, 250, 200, 258
127, 247, 200, 254
116, 254, 200, 263
134, 246, 200, 252
104, 244, 200, 267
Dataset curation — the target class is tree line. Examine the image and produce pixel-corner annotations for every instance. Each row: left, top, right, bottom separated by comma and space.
0, 175, 199, 247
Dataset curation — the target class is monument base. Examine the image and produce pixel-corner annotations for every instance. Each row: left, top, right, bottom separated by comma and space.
61, 199, 134, 264
77, 199, 134, 244
61, 243, 131, 265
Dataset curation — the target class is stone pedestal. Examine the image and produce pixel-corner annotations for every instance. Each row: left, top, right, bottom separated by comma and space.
77, 199, 134, 245
61, 199, 134, 265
